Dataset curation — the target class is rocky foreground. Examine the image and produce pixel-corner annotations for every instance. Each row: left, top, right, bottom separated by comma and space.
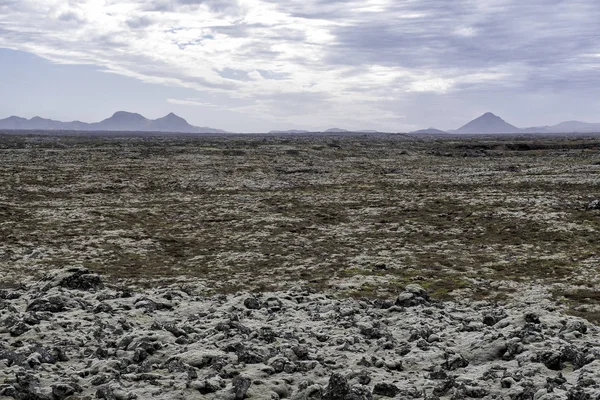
1, 269, 599, 400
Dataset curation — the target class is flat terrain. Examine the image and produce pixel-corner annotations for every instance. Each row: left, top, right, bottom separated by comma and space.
0, 132, 599, 322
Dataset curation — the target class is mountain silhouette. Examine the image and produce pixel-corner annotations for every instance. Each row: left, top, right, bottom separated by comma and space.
150, 112, 199, 133
92, 111, 150, 131
455, 112, 521, 134
0, 112, 226, 134
523, 120, 600, 133
268, 130, 310, 134
324, 128, 349, 133
410, 128, 447, 134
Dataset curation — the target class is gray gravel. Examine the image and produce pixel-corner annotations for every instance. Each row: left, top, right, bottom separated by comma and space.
1, 268, 599, 399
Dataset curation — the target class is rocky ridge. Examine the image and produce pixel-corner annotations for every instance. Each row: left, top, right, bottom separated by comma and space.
1, 268, 599, 399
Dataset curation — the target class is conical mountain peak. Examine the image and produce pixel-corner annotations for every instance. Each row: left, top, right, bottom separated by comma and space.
159, 112, 185, 121
456, 112, 521, 134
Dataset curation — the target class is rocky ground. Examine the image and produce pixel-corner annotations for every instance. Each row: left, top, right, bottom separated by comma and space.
1, 134, 599, 321
0, 133, 599, 399
1, 268, 600, 400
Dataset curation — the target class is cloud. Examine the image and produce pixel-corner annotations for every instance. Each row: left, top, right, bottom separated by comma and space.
167, 98, 220, 107
0, 0, 599, 131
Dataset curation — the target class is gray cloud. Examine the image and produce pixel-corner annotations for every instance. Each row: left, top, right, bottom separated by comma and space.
147, 0, 241, 14
126, 16, 154, 29
0, 0, 599, 131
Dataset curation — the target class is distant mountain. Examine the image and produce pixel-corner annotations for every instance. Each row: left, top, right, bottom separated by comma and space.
268, 129, 311, 134
269, 128, 380, 134
91, 111, 149, 131
410, 128, 447, 134
324, 128, 349, 133
523, 121, 600, 133
456, 112, 521, 134
0, 116, 30, 129
0, 112, 227, 134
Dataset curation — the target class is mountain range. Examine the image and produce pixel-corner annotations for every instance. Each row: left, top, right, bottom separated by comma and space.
266, 113, 600, 135
418, 112, 600, 134
0, 112, 226, 134
1, 111, 599, 134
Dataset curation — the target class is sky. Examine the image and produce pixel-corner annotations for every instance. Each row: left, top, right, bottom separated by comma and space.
1, 0, 599, 133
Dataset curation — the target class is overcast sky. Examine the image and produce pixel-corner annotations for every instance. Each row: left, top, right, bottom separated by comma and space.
1, 0, 599, 132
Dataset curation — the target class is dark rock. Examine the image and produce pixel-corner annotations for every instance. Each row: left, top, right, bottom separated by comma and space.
404, 284, 430, 299
443, 353, 469, 371
0, 384, 18, 397
57, 268, 104, 291
384, 360, 403, 371
26, 297, 69, 313
0, 349, 26, 366
162, 323, 188, 338
409, 327, 432, 342
269, 357, 288, 373
508, 383, 537, 400
243, 297, 261, 310
323, 373, 350, 400
51, 383, 79, 399
232, 376, 251, 400
259, 327, 277, 343
216, 320, 252, 335
429, 366, 448, 380
9, 321, 30, 337
483, 309, 508, 326
396, 342, 411, 356
90, 375, 111, 387
13, 372, 52, 400
577, 378, 596, 388
541, 351, 564, 371
373, 382, 400, 397
503, 341, 525, 360
96, 385, 117, 400
134, 297, 172, 312
395, 292, 425, 307
238, 348, 268, 364
514, 323, 544, 343
524, 312, 540, 324
51, 346, 69, 362
433, 376, 455, 396
355, 371, 371, 385
23, 312, 41, 325
587, 199, 600, 210
0, 290, 22, 300
561, 346, 587, 369
359, 325, 383, 339
297, 361, 318, 372
316, 333, 329, 343
464, 386, 488, 398
395, 284, 430, 307
373, 299, 394, 309
196, 380, 222, 394
561, 320, 588, 335
164, 358, 188, 373
501, 377, 515, 388
93, 303, 114, 314
294, 385, 324, 400
263, 297, 284, 311
546, 373, 567, 390
347, 385, 373, 400
567, 387, 590, 400
292, 345, 310, 360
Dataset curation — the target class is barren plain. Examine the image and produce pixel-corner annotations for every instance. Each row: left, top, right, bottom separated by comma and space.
0, 133, 599, 320
0, 132, 600, 399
